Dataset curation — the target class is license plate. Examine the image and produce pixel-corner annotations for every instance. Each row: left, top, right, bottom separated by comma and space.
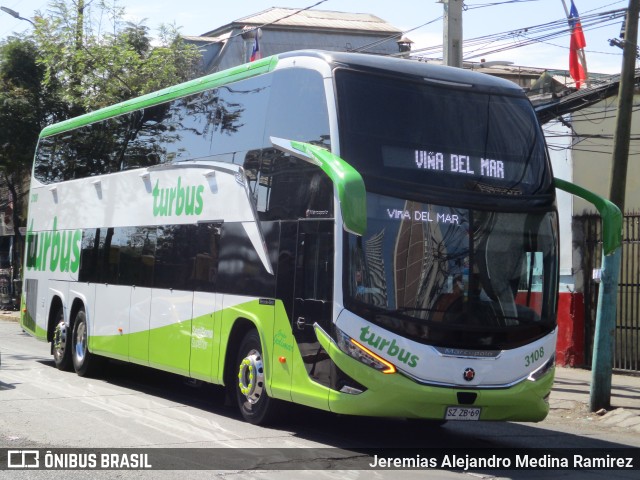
445, 406, 481, 421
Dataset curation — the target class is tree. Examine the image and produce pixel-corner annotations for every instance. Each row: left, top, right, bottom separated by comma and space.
34, 0, 203, 113
0, 38, 48, 288
0, 0, 203, 300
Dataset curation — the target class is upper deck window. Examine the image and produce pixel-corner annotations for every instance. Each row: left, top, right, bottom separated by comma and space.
33, 74, 272, 184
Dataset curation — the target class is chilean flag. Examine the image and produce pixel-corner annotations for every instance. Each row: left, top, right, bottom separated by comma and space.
568, 1, 587, 88
250, 30, 261, 62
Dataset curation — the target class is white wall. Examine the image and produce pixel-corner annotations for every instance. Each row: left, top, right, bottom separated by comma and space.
544, 118, 573, 279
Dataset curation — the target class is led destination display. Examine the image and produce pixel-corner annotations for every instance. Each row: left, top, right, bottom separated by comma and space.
383, 146, 506, 179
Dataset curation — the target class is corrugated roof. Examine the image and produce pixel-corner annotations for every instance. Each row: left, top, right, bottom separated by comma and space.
182, 35, 227, 43
202, 7, 401, 36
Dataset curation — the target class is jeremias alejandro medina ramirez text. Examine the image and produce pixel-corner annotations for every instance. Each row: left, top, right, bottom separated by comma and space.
369, 454, 635, 470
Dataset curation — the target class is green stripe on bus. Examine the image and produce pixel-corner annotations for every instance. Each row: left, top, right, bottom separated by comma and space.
85, 297, 332, 411
86, 295, 552, 421
20, 315, 47, 340
40, 55, 279, 138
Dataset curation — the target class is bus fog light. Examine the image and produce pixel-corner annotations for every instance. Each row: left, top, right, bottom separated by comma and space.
336, 329, 396, 374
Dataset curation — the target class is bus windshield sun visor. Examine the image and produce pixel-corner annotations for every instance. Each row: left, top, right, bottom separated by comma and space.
270, 137, 367, 236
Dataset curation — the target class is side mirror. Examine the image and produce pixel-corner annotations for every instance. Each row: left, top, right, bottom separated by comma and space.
270, 137, 366, 236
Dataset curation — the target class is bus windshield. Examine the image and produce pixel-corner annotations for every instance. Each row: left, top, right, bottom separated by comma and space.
344, 193, 558, 350
337, 68, 558, 350
335, 69, 551, 198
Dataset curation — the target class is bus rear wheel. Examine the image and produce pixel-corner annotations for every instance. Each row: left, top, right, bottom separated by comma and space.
234, 330, 282, 425
52, 307, 72, 371
71, 308, 103, 377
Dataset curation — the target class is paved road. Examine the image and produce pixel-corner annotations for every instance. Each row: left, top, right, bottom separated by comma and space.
1, 319, 638, 479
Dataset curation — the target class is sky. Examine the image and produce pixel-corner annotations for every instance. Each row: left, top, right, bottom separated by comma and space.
0, 0, 631, 74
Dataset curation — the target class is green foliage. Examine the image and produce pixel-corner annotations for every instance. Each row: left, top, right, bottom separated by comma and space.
0, 38, 43, 177
1, 0, 204, 242
34, 0, 203, 113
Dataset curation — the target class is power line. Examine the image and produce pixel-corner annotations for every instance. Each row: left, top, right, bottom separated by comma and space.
192, 0, 329, 51
405, 8, 627, 61
465, 0, 542, 11
351, 16, 442, 54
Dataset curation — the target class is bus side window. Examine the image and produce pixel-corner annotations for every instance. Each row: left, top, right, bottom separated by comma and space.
253, 152, 333, 221
305, 173, 332, 219
154, 225, 197, 290
298, 232, 333, 302
94, 227, 157, 287
189, 223, 221, 292
79, 228, 102, 283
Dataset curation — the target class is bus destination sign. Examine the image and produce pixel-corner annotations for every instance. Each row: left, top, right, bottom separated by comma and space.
382, 146, 506, 180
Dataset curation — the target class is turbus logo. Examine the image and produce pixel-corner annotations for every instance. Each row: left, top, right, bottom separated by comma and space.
359, 326, 419, 368
25, 217, 81, 273
152, 177, 204, 217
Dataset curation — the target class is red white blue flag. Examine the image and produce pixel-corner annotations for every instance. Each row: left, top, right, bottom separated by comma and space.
250, 30, 261, 62
568, 1, 587, 88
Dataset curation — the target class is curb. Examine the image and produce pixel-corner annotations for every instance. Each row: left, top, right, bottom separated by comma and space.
0, 312, 19, 322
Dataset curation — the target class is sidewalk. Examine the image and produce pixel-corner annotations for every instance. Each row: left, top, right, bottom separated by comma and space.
551, 366, 640, 433
0, 310, 19, 321
1, 310, 638, 431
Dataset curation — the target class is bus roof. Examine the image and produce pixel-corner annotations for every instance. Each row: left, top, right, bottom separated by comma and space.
281, 50, 526, 94
40, 50, 525, 138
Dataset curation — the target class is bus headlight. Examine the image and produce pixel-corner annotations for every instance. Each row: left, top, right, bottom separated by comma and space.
336, 329, 396, 374
527, 353, 555, 382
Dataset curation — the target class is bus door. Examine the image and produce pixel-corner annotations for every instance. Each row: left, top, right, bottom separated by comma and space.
291, 220, 334, 396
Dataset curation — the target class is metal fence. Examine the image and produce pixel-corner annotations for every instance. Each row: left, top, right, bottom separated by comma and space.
578, 213, 640, 372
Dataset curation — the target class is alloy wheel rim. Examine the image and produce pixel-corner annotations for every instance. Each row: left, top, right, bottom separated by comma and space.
237, 349, 264, 405
75, 321, 87, 363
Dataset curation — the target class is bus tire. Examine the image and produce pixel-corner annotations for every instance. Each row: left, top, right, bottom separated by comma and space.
52, 306, 72, 371
71, 308, 103, 377
234, 330, 282, 425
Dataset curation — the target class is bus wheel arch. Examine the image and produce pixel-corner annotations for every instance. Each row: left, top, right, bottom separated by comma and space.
224, 319, 283, 425
223, 318, 257, 390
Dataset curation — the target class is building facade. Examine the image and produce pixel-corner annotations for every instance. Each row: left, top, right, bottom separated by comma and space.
184, 7, 404, 73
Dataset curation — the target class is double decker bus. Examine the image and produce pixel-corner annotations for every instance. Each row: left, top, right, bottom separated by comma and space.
21, 51, 559, 425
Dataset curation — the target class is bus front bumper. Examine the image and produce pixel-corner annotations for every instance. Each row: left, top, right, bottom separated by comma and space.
315, 325, 554, 422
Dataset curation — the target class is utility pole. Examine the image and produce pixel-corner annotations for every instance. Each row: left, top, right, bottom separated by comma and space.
76, 0, 85, 53
590, 0, 639, 412
441, 0, 463, 67
610, 0, 639, 212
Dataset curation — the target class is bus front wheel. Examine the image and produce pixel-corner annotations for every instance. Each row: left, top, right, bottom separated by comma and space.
52, 307, 72, 371
234, 330, 282, 425
71, 308, 102, 377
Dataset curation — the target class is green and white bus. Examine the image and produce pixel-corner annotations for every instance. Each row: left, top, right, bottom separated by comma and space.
21, 50, 559, 425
